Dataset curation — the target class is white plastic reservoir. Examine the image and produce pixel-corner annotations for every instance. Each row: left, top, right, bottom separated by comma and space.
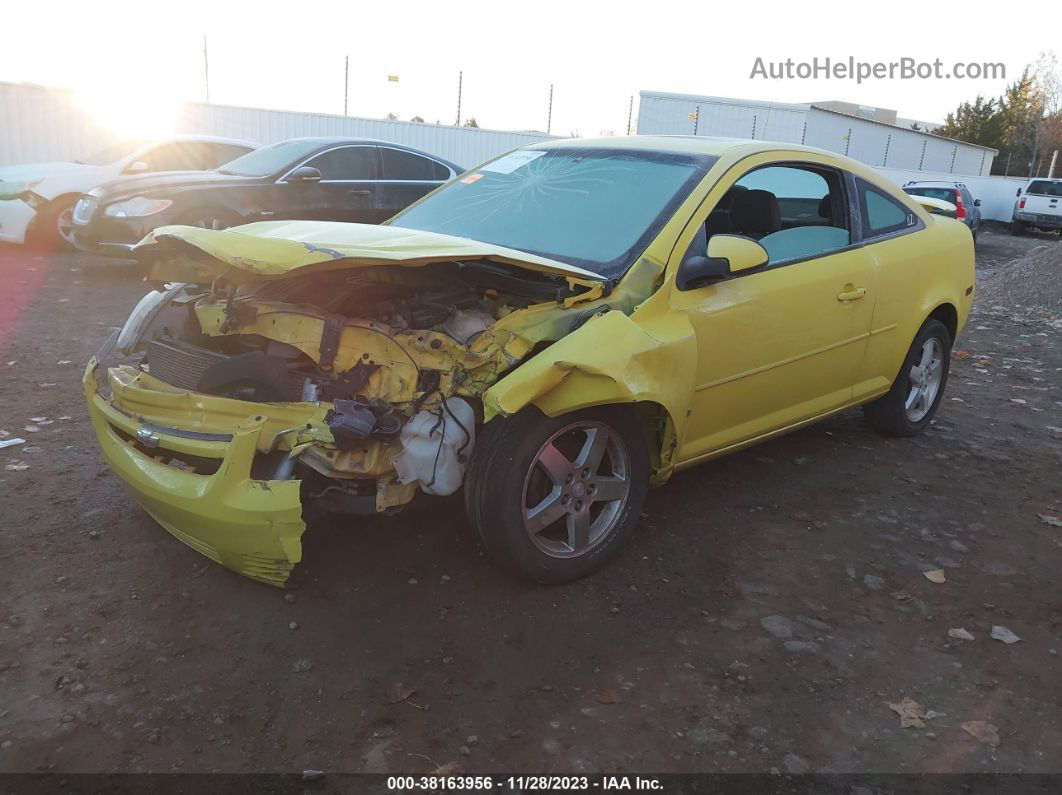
392, 398, 476, 496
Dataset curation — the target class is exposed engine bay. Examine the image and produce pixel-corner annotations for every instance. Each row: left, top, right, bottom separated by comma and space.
122, 259, 604, 512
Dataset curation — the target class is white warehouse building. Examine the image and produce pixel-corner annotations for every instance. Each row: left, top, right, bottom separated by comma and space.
637, 91, 997, 176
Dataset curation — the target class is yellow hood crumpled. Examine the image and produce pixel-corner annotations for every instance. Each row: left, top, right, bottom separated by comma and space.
136, 220, 607, 287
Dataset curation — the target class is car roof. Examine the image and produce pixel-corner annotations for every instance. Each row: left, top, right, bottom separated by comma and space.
526, 134, 850, 159
153, 134, 261, 147
266, 137, 463, 170
905, 181, 963, 187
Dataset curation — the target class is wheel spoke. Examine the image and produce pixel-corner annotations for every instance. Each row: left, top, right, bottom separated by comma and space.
524, 488, 566, 533
592, 475, 628, 503
919, 341, 935, 369
575, 427, 608, 472
536, 442, 572, 485
905, 386, 921, 412
566, 511, 591, 551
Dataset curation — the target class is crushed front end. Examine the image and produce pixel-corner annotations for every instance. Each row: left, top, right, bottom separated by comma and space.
85, 224, 627, 586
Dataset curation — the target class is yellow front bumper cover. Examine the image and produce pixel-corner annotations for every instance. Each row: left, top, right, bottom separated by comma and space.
83, 360, 329, 587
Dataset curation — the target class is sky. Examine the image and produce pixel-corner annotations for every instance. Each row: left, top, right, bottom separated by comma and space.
0, 0, 1054, 139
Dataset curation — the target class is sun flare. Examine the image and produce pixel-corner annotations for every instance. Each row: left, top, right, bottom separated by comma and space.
73, 88, 181, 139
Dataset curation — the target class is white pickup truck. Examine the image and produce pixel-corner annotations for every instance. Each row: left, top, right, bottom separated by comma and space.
1011, 177, 1062, 236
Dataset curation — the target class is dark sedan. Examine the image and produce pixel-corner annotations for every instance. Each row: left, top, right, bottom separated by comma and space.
71, 137, 462, 256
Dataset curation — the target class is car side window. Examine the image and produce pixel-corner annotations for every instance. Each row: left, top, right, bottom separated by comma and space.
305, 146, 378, 180
700, 163, 851, 266
138, 142, 210, 172
381, 148, 444, 181
858, 178, 917, 239
208, 143, 255, 168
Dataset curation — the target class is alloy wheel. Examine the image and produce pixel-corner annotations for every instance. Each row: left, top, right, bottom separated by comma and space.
521, 420, 631, 559
56, 207, 76, 245
905, 337, 944, 422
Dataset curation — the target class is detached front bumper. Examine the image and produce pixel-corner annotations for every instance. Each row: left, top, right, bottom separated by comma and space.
83, 359, 326, 587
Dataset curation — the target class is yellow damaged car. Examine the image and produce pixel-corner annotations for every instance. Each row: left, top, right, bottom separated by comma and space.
85, 136, 974, 586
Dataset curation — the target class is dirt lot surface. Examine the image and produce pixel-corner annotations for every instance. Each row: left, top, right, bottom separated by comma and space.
1, 227, 1060, 775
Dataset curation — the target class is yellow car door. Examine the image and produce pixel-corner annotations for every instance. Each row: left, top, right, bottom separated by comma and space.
669, 157, 877, 464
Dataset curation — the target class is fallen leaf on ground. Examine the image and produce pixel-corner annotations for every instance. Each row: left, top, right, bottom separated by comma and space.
890, 590, 913, 602
990, 625, 1021, 644
791, 511, 812, 522
888, 696, 926, 728
954, 350, 970, 359
962, 720, 1001, 747
1037, 514, 1062, 528
432, 761, 464, 775
597, 688, 622, 704
5, 461, 29, 472
922, 569, 947, 584
23, 425, 40, 433
948, 627, 975, 641
387, 682, 417, 703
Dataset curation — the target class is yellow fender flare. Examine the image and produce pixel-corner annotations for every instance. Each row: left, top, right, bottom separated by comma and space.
482, 310, 696, 482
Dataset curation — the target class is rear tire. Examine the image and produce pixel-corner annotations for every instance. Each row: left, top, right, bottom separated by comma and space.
465, 405, 649, 584
864, 319, 951, 437
1009, 220, 1024, 236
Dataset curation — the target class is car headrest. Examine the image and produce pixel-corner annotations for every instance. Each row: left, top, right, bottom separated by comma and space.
818, 195, 832, 220
729, 189, 781, 236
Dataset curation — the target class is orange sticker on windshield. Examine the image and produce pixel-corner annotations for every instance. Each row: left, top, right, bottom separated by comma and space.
461, 173, 485, 184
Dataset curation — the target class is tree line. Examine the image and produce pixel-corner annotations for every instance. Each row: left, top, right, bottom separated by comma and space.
937, 53, 1061, 177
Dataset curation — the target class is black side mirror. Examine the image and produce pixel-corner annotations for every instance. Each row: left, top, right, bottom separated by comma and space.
1016, 188, 1022, 197
675, 255, 731, 291
974, 198, 981, 207
286, 166, 322, 183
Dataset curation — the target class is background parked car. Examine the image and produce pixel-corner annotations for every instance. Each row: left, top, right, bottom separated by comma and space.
902, 180, 982, 240
1010, 177, 1062, 236
71, 137, 463, 257
0, 136, 258, 248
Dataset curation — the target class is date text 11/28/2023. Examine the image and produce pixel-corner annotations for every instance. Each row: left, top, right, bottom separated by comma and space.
386, 776, 664, 791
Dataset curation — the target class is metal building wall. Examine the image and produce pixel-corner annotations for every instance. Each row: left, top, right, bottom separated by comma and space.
637, 92, 808, 142
637, 91, 996, 176
0, 81, 557, 170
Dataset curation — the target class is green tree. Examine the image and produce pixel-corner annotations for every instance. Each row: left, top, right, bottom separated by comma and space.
385, 112, 398, 120
996, 69, 1044, 175
463, 117, 479, 128
937, 95, 1003, 152
410, 115, 425, 123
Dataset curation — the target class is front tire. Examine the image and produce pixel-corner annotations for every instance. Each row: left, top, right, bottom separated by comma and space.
465, 406, 649, 584
864, 319, 951, 437
28, 196, 78, 250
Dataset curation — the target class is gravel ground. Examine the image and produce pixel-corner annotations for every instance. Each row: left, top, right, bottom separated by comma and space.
0, 228, 1060, 774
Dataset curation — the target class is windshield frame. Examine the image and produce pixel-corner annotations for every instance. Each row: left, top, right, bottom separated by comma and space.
386, 146, 717, 281
216, 139, 328, 178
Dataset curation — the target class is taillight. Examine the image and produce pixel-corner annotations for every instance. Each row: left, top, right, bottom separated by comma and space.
954, 191, 966, 220
1019, 198, 1027, 209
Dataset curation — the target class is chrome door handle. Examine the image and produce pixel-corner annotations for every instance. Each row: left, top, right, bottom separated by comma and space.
837, 287, 867, 302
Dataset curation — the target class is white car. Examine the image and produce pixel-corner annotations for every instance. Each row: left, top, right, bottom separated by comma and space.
0, 135, 258, 248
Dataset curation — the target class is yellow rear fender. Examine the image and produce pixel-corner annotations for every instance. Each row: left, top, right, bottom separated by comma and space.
482, 309, 695, 481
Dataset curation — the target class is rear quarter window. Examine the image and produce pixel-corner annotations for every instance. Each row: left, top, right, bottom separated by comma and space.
860, 179, 917, 239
